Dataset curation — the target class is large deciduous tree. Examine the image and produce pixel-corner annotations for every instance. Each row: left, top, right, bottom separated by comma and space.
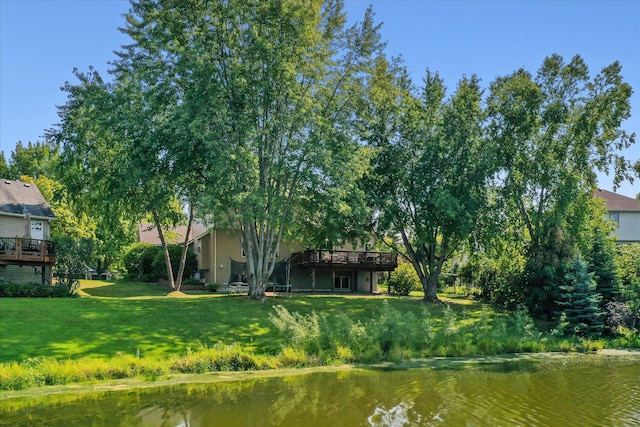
6, 141, 59, 180
119, 0, 383, 299
53, 67, 193, 291
486, 54, 634, 317
361, 58, 493, 302
54, 0, 383, 298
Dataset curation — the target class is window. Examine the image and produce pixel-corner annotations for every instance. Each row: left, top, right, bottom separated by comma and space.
334, 275, 351, 290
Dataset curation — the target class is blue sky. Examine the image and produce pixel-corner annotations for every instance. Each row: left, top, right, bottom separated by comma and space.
1, 0, 639, 197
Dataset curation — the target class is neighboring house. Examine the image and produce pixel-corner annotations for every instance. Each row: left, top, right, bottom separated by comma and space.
0, 179, 57, 284
140, 223, 398, 293
595, 189, 640, 244
83, 265, 114, 281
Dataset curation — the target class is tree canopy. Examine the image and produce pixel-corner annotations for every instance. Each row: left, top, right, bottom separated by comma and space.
360, 57, 493, 302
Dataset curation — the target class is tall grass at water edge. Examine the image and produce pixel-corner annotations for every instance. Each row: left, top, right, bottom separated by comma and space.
2, 294, 638, 391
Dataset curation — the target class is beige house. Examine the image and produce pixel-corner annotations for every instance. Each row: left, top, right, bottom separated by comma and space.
595, 189, 640, 244
0, 179, 56, 284
141, 222, 397, 293
194, 228, 397, 293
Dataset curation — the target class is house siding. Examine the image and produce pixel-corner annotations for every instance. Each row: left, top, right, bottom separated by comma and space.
615, 211, 640, 243
0, 215, 51, 238
0, 264, 49, 284
0, 216, 25, 237
1, 215, 55, 284
195, 228, 301, 284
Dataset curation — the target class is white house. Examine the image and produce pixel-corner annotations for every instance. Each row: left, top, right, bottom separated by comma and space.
595, 189, 640, 244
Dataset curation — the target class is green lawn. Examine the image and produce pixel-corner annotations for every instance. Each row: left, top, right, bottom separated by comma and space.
1, 280, 470, 363
3, 279, 639, 391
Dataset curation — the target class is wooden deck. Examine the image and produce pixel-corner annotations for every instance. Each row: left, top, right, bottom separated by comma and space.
0, 237, 56, 266
289, 250, 397, 271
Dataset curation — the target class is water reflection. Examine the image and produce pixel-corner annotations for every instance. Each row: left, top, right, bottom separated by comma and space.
1, 356, 639, 426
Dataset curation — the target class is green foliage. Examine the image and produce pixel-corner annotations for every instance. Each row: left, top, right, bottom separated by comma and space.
122, 243, 157, 280
616, 243, 640, 307
270, 305, 323, 356
386, 262, 421, 296
205, 283, 219, 292
0, 344, 273, 391
460, 249, 526, 308
555, 257, 604, 338
361, 59, 493, 302
53, 237, 92, 294
587, 228, 621, 305
122, 243, 197, 282
0, 282, 73, 298
152, 244, 197, 281
487, 54, 634, 318
6, 141, 59, 180
1, 291, 638, 390
0, 151, 9, 178
169, 343, 270, 373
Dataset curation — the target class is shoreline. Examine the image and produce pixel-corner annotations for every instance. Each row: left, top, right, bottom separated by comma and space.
2, 349, 639, 402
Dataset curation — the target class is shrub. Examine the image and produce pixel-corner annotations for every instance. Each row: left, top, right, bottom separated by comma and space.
386, 263, 420, 296
122, 243, 157, 280
182, 278, 202, 287
0, 282, 75, 298
603, 301, 637, 334
616, 244, 640, 307
53, 237, 90, 293
269, 305, 322, 355
460, 252, 525, 309
151, 244, 198, 281
206, 283, 219, 292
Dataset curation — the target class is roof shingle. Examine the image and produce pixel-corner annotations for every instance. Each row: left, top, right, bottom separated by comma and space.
0, 179, 56, 219
595, 189, 640, 212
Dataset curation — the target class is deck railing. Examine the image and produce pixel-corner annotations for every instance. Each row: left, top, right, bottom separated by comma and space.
290, 249, 397, 271
0, 237, 56, 265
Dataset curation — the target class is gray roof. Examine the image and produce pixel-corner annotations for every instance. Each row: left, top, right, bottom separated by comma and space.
595, 189, 640, 212
0, 179, 56, 219
138, 221, 208, 245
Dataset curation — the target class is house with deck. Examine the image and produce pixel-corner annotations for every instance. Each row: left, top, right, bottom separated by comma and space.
141, 223, 397, 293
595, 189, 640, 244
0, 179, 56, 284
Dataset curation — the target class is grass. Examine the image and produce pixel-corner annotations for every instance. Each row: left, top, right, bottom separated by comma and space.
0, 279, 638, 391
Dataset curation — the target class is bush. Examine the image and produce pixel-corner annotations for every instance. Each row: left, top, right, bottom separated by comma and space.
122, 243, 157, 280
603, 301, 637, 334
386, 263, 421, 296
0, 282, 75, 298
151, 244, 198, 281
459, 252, 525, 309
616, 244, 640, 306
122, 243, 198, 282
206, 283, 219, 292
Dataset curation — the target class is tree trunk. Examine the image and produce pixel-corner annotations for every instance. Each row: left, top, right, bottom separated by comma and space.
174, 203, 195, 293
422, 274, 440, 303
152, 210, 176, 291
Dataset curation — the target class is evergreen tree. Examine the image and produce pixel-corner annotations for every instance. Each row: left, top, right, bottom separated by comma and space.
587, 228, 621, 306
0, 151, 9, 178
555, 256, 604, 337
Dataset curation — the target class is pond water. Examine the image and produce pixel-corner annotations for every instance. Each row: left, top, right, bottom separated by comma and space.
1, 355, 639, 426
